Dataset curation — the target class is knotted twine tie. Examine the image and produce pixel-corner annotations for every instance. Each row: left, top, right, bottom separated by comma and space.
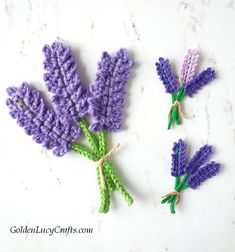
96, 143, 121, 190
162, 190, 181, 204
168, 100, 186, 120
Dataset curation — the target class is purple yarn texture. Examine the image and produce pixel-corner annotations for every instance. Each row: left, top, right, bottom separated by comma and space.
6, 83, 80, 156
171, 139, 187, 176
88, 49, 134, 132
187, 161, 221, 189
155, 57, 178, 94
162, 139, 221, 214
43, 42, 89, 123
184, 67, 216, 97
185, 144, 213, 176
6, 41, 134, 156
5, 42, 135, 213
155, 51, 217, 130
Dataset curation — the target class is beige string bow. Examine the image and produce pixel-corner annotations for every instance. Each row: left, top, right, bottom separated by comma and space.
96, 143, 121, 190
162, 190, 181, 204
168, 100, 186, 120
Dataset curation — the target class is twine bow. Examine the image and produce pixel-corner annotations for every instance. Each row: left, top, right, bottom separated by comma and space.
168, 100, 186, 120
96, 143, 121, 189
162, 190, 181, 204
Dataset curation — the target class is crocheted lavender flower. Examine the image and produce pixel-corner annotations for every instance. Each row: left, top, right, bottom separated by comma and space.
187, 161, 221, 189
88, 49, 134, 132
5, 42, 134, 214
180, 49, 199, 84
43, 42, 89, 123
155, 57, 178, 93
184, 67, 216, 97
155, 50, 217, 129
185, 144, 213, 176
6, 83, 80, 156
171, 139, 187, 176
162, 139, 221, 214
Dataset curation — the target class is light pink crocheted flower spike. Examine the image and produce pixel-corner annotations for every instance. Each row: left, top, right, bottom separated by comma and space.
180, 49, 199, 84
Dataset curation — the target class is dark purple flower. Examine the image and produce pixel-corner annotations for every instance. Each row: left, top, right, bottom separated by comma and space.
6, 83, 80, 156
171, 139, 187, 176
187, 161, 221, 189
185, 144, 213, 175
43, 41, 89, 123
88, 48, 134, 132
184, 67, 216, 97
155, 57, 179, 93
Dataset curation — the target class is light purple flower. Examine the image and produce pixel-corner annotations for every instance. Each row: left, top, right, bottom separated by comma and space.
88, 48, 134, 132
43, 41, 89, 123
184, 67, 216, 97
180, 49, 199, 84
6, 83, 80, 156
155, 57, 179, 93
171, 139, 187, 176
187, 161, 221, 189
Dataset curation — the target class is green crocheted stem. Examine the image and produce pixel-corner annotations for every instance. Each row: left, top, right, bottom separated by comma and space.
165, 173, 189, 215
97, 131, 134, 204
72, 122, 133, 212
161, 173, 189, 215
96, 166, 110, 213
161, 176, 180, 204
71, 141, 110, 213
167, 173, 189, 204
168, 106, 181, 129
77, 119, 99, 155
167, 115, 174, 130
169, 182, 189, 214
78, 124, 112, 212
97, 131, 116, 192
174, 176, 180, 189
177, 85, 186, 101
167, 86, 186, 129
180, 183, 189, 191
175, 107, 181, 125
161, 196, 170, 204
176, 173, 189, 191
97, 131, 108, 156
104, 161, 134, 206
102, 165, 116, 192
171, 92, 177, 103
168, 93, 176, 129
72, 143, 98, 161
168, 97, 181, 129
170, 197, 176, 214
96, 130, 114, 212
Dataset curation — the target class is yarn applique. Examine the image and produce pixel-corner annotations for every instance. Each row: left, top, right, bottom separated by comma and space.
161, 139, 221, 214
6, 41, 134, 213
155, 50, 216, 129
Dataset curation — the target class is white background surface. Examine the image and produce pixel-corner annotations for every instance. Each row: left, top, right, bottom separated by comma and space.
0, 0, 235, 251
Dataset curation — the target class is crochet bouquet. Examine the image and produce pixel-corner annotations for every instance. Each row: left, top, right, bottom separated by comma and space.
161, 139, 221, 214
6, 42, 134, 213
155, 50, 216, 129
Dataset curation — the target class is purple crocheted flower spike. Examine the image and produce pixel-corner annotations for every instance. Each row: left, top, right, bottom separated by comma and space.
155, 57, 178, 93
187, 161, 221, 189
184, 67, 216, 97
88, 48, 134, 132
43, 41, 89, 123
171, 139, 187, 177
6, 83, 80, 157
185, 144, 213, 176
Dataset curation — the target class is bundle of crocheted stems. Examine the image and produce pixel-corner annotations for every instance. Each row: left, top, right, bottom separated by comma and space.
161, 139, 221, 214
6, 42, 134, 213
155, 49, 216, 129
